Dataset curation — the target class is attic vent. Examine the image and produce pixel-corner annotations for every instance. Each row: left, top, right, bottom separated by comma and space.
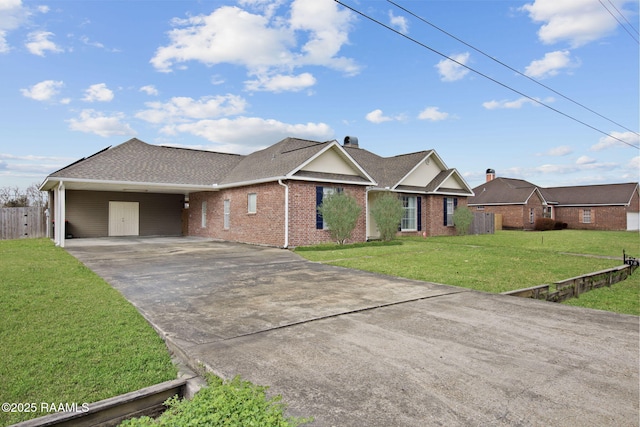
343, 136, 359, 148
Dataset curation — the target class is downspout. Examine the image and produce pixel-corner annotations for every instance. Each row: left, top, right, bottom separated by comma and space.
365, 186, 371, 241
278, 179, 289, 248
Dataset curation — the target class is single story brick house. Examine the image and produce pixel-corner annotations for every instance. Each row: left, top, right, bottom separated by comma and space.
40, 137, 474, 248
468, 169, 640, 231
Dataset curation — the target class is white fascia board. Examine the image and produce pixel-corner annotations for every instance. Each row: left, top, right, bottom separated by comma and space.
431, 169, 475, 196
41, 177, 215, 192
468, 202, 526, 206
289, 176, 373, 186
287, 141, 377, 185
392, 152, 435, 190
212, 176, 287, 190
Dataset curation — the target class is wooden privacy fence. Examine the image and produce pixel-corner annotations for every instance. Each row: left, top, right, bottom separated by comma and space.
470, 212, 495, 235
501, 264, 637, 303
0, 207, 47, 240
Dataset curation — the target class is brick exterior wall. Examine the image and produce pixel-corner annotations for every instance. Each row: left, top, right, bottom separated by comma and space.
415, 195, 466, 237
470, 192, 546, 230
188, 182, 286, 247
287, 181, 367, 247
555, 206, 628, 231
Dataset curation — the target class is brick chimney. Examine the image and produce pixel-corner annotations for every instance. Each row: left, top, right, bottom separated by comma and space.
486, 168, 495, 182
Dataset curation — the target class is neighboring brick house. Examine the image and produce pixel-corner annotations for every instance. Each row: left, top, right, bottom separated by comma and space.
40, 137, 474, 247
468, 169, 640, 231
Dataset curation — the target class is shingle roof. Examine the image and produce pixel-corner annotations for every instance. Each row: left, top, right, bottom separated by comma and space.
344, 147, 432, 189
470, 178, 639, 206
49, 138, 243, 186
468, 178, 538, 205
544, 183, 639, 205
217, 137, 330, 185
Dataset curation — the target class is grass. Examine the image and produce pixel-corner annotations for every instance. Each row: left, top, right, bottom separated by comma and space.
0, 239, 177, 426
295, 230, 640, 315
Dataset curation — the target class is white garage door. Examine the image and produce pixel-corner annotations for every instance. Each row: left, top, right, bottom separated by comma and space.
109, 201, 139, 236
627, 212, 639, 231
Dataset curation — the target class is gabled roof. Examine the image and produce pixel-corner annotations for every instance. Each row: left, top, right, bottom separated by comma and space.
41, 138, 243, 191
40, 137, 473, 196
469, 178, 639, 207
344, 146, 473, 195
543, 182, 639, 206
468, 177, 540, 205
217, 137, 374, 186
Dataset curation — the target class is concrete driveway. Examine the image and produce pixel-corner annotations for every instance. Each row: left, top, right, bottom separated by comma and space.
66, 237, 639, 427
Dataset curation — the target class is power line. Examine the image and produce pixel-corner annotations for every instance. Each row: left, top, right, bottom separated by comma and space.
606, 0, 640, 35
598, 0, 640, 44
387, 0, 639, 137
332, 0, 639, 150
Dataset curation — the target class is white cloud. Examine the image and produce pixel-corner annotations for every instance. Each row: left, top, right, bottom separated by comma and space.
67, 109, 135, 137
0, 0, 27, 53
365, 109, 393, 124
520, 0, 633, 47
524, 50, 578, 79
627, 156, 640, 170
20, 80, 63, 101
389, 10, 408, 34
590, 131, 640, 151
576, 155, 596, 165
417, 106, 450, 122
25, 31, 62, 56
160, 116, 333, 151
482, 96, 552, 110
136, 95, 248, 124
435, 52, 470, 82
150, 0, 358, 90
541, 145, 573, 156
139, 85, 159, 96
244, 72, 316, 92
83, 83, 114, 102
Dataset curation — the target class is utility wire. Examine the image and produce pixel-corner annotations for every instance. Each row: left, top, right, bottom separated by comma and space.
388, 0, 639, 136
332, 0, 639, 149
598, 0, 640, 44
606, 0, 640, 35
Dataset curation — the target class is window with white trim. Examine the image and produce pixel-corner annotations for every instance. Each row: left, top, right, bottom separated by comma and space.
445, 198, 455, 226
248, 193, 257, 214
201, 201, 207, 228
582, 209, 591, 223
401, 196, 417, 231
223, 199, 230, 229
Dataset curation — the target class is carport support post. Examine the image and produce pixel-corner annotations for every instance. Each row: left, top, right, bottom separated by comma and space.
54, 181, 65, 248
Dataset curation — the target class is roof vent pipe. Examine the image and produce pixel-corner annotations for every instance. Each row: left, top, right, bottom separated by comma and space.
343, 136, 359, 148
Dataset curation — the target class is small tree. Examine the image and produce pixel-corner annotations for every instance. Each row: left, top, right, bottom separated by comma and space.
317, 191, 362, 245
453, 206, 474, 235
370, 191, 404, 241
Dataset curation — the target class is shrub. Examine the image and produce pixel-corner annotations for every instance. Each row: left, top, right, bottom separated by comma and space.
317, 191, 362, 245
120, 374, 312, 427
534, 218, 556, 231
453, 207, 474, 235
370, 191, 405, 241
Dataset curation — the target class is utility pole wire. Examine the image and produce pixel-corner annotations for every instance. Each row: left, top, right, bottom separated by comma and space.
606, 0, 640, 35
388, 0, 639, 137
332, 0, 639, 149
598, 0, 640, 43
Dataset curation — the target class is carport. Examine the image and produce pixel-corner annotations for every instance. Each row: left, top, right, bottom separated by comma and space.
38, 139, 237, 247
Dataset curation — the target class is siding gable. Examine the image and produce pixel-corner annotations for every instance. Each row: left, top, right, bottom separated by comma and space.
301, 146, 361, 176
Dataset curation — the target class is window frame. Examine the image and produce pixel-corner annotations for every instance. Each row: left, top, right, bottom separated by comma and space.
201, 201, 207, 228
247, 193, 257, 214
401, 196, 418, 231
223, 199, 230, 230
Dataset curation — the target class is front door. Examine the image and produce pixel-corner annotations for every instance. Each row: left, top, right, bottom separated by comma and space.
109, 201, 139, 236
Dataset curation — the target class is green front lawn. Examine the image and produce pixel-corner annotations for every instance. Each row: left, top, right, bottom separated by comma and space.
296, 230, 640, 315
0, 239, 177, 426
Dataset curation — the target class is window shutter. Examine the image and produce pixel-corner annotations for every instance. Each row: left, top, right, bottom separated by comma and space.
316, 186, 324, 229
417, 196, 422, 231
454, 198, 458, 209
443, 198, 447, 226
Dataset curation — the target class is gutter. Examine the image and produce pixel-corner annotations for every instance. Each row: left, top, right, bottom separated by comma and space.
278, 179, 289, 248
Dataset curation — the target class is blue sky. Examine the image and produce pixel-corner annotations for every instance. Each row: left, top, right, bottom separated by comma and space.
0, 0, 638, 191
